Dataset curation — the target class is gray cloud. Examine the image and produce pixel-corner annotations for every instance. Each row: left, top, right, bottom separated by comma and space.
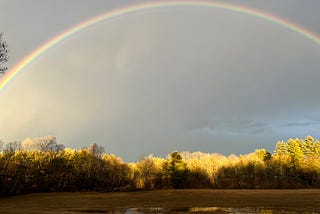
0, 1, 319, 161
188, 119, 268, 135
282, 121, 320, 127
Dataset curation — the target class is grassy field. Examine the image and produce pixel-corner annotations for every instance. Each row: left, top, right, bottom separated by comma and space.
0, 189, 320, 213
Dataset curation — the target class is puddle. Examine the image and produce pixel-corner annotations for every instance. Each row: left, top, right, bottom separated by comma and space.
126, 207, 233, 213
66, 206, 316, 213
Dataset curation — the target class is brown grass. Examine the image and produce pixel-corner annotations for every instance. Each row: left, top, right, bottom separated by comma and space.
0, 189, 320, 213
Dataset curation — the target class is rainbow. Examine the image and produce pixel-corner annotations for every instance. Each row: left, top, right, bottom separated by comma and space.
1, 0, 319, 93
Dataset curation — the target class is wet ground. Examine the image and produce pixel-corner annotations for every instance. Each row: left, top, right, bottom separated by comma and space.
64, 206, 318, 213
1, 189, 319, 214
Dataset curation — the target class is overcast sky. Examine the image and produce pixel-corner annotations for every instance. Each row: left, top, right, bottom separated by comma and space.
0, 0, 319, 161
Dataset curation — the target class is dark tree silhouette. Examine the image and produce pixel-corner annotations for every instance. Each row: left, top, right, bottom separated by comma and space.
0, 33, 9, 74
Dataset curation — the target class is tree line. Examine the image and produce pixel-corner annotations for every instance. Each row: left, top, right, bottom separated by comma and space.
0, 135, 320, 196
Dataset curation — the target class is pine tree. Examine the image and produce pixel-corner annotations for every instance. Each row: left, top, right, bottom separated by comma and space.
162, 151, 189, 188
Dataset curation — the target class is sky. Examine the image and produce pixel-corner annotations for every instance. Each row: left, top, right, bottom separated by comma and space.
0, 0, 319, 162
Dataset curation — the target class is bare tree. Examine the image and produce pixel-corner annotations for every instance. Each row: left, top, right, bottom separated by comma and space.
4, 141, 21, 153
21, 136, 64, 152
0, 33, 9, 74
87, 143, 105, 157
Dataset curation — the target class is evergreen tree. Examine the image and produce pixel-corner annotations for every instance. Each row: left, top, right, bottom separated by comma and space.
162, 151, 189, 188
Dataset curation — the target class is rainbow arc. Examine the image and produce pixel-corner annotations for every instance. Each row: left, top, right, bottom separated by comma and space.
1, 1, 319, 93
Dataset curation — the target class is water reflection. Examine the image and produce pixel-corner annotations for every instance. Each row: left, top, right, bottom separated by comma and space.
67, 206, 316, 214
125, 207, 306, 213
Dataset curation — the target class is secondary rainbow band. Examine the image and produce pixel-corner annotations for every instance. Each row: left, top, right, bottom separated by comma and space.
1, 0, 319, 93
